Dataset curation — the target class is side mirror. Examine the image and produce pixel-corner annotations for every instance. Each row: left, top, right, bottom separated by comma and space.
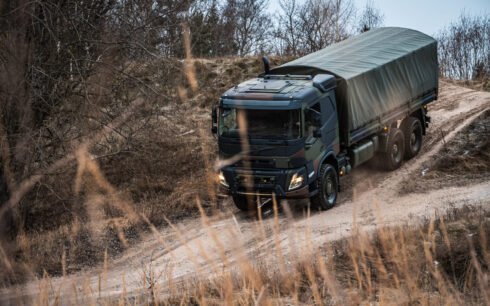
313, 129, 322, 138
212, 107, 217, 124
211, 126, 217, 134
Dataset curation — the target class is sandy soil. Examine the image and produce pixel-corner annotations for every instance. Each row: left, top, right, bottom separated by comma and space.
2, 82, 489, 304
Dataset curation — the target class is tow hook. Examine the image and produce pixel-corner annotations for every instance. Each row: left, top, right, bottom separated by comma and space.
257, 197, 274, 218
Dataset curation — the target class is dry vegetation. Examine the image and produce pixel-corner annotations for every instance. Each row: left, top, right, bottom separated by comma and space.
1, 1, 489, 303
21, 202, 489, 305
2, 103, 489, 303
0, 56, 291, 285
1, 47, 488, 306
442, 78, 490, 92
170, 206, 489, 305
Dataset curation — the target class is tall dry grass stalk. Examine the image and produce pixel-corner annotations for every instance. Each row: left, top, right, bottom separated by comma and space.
183, 23, 198, 94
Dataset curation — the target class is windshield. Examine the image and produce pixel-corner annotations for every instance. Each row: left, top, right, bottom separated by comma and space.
219, 108, 301, 140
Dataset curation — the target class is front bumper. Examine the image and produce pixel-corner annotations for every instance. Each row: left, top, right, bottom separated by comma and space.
219, 167, 310, 199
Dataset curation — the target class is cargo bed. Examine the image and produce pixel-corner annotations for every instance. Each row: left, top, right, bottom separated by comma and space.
270, 27, 439, 146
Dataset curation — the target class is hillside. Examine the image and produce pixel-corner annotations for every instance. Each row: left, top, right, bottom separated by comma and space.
0, 58, 489, 304
0, 57, 292, 283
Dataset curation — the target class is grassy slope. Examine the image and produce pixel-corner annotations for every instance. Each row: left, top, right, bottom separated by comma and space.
1, 56, 292, 284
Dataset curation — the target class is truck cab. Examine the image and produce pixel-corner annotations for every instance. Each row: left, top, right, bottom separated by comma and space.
213, 73, 342, 211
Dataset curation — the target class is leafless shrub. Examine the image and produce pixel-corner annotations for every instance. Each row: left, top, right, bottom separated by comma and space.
437, 13, 490, 80
274, 0, 355, 56
228, 0, 273, 56
357, 0, 384, 33
274, 0, 302, 55
110, 0, 195, 59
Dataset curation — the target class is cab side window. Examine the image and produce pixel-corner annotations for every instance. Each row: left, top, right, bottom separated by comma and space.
305, 102, 322, 139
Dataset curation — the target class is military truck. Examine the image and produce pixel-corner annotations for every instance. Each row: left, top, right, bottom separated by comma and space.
211, 27, 438, 211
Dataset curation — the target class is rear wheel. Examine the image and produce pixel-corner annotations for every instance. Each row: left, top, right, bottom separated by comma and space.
401, 117, 423, 159
382, 128, 405, 171
311, 164, 338, 210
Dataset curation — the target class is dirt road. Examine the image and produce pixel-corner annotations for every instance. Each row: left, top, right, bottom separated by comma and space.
2, 82, 489, 304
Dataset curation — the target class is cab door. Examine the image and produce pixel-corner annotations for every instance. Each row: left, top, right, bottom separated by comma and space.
320, 91, 340, 154
304, 101, 323, 159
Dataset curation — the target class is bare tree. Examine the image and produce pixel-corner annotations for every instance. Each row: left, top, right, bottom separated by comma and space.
330, 0, 355, 42
357, 0, 384, 33
0, 0, 114, 174
111, 0, 195, 58
297, 0, 336, 54
0, 0, 116, 242
279, 0, 354, 55
437, 13, 489, 80
275, 0, 301, 55
227, 0, 272, 56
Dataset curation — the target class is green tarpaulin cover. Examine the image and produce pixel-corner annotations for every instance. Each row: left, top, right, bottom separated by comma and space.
270, 27, 438, 133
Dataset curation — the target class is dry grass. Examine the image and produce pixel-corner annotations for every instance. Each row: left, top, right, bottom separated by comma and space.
13, 201, 489, 305
441, 77, 490, 92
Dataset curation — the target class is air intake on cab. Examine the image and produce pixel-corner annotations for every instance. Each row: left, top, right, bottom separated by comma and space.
312, 74, 336, 92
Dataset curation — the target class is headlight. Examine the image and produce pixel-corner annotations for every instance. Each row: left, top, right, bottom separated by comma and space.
218, 171, 229, 188
288, 173, 304, 190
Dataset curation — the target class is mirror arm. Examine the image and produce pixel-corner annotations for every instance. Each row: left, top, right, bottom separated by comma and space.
211, 107, 217, 123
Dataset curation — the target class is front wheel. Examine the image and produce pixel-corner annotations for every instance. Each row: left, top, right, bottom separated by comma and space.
311, 164, 338, 210
232, 195, 252, 211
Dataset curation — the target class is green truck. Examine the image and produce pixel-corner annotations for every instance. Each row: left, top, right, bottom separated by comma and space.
211, 27, 438, 211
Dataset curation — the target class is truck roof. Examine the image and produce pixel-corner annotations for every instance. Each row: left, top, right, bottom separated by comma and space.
220, 75, 326, 110
270, 27, 436, 80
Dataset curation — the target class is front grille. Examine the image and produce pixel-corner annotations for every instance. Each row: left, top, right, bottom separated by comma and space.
226, 169, 290, 197
238, 175, 275, 186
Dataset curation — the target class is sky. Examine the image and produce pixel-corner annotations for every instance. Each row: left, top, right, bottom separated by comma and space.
268, 0, 490, 36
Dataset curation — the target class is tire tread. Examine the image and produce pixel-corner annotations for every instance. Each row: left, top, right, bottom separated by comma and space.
401, 116, 422, 160
311, 163, 338, 210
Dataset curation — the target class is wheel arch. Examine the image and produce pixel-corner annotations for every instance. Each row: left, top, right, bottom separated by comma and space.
312, 152, 340, 208
318, 151, 339, 177
406, 108, 426, 135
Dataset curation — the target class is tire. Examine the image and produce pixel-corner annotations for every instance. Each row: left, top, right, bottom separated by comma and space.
232, 195, 252, 211
401, 117, 423, 160
382, 128, 405, 171
311, 164, 338, 210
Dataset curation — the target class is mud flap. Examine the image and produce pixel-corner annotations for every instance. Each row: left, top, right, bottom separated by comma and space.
377, 131, 389, 153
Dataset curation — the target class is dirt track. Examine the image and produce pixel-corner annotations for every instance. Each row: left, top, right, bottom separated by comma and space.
2, 82, 490, 304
